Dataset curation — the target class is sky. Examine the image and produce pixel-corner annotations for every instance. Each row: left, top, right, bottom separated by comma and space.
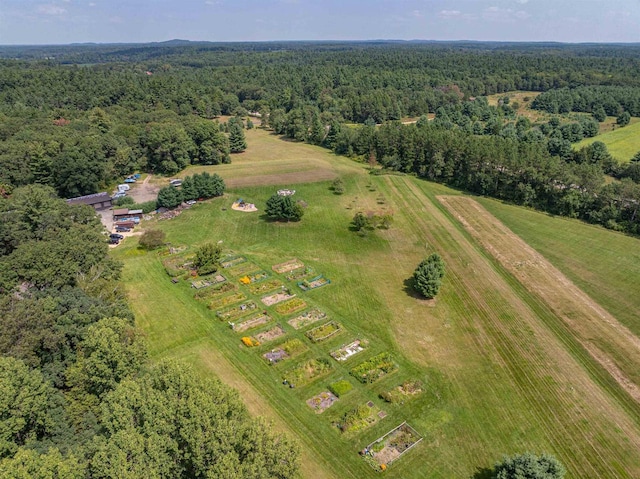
0, 0, 639, 45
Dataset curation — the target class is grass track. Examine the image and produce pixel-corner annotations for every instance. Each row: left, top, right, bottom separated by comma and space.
114, 129, 640, 478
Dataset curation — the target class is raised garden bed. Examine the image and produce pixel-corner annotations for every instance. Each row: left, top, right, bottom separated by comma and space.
351, 353, 398, 384
238, 270, 269, 284
272, 259, 304, 274
298, 275, 331, 291
221, 256, 246, 269
232, 312, 273, 333
216, 301, 257, 321
287, 308, 327, 329
263, 338, 307, 364
328, 379, 353, 397
207, 292, 247, 310
361, 423, 422, 471
275, 298, 307, 315
191, 273, 226, 290
283, 358, 331, 388
306, 391, 338, 414
338, 401, 383, 434
380, 380, 423, 404
306, 321, 343, 343
249, 279, 284, 295
194, 282, 237, 301
254, 325, 286, 343
228, 262, 261, 277
330, 339, 368, 361
261, 291, 296, 306
285, 266, 314, 281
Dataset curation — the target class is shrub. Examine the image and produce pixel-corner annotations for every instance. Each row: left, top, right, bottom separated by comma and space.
114, 196, 135, 206
329, 380, 353, 397
131, 201, 157, 214
138, 229, 166, 250
194, 242, 222, 275
157, 186, 183, 208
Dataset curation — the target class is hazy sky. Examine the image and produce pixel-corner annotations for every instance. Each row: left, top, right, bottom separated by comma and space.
1, 0, 639, 45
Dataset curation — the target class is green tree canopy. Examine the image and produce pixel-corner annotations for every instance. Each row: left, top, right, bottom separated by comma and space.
413, 253, 446, 299
194, 242, 222, 275
228, 116, 247, 153
138, 229, 166, 250
493, 452, 566, 479
156, 186, 183, 209
265, 195, 304, 222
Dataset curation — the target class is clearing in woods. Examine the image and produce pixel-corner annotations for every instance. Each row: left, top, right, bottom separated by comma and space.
115, 130, 640, 478
575, 118, 640, 162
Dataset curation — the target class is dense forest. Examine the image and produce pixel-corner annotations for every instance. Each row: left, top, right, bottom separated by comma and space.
0, 185, 300, 477
1, 42, 639, 234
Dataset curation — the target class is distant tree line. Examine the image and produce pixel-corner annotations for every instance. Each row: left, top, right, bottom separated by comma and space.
532, 86, 640, 117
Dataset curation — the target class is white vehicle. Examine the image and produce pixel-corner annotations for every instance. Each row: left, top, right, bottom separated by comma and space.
170, 179, 182, 187
117, 184, 130, 192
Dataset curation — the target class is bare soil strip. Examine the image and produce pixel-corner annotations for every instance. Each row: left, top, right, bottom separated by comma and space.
381, 177, 640, 476
438, 195, 640, 403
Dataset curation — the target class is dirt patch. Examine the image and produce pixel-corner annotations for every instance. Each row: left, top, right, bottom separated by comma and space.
129, 174, 160, 204
438, 195, 640, 403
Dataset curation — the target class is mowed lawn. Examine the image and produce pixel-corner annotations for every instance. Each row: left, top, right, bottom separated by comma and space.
113, 132, 640, 478
575, 118, 640, 162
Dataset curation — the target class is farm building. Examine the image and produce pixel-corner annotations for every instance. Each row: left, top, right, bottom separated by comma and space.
112, 208, 130, 221
66, 192, 112, 210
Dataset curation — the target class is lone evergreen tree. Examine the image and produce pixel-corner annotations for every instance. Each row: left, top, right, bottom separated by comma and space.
228, 116, 247, 153
413, 253, 445, 299
493, 452, 566, 479
265, 194, 304, 222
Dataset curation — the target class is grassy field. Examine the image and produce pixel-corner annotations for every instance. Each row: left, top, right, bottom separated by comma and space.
575, 118, 640, 162
113, 129, 640, 478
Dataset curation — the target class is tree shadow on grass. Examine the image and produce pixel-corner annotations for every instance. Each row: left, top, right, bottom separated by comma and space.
403, 277, 425, 300
470, 467, 493, 479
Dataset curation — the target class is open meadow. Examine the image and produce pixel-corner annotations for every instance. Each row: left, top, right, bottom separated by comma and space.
113, 129, 640, 478
575, 118, 640, 162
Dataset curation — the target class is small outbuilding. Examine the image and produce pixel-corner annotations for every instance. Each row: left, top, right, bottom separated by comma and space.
112, 208, 130, 221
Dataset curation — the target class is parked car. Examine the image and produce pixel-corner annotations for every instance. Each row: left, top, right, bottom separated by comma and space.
110, 233, 124, 240
117, 184, 130, 191
115, 226, 131, 233
133, 173, 141, 179
169, 179, 182, 187
112, 192, 126, 199
108, 238, 120, 245
124, 178, 137, 183
185, 200, 196, 205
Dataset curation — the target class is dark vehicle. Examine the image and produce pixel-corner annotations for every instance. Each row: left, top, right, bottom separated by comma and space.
110, 233, 124, 240
115, 226, 131, 233
108, 237, 120, 245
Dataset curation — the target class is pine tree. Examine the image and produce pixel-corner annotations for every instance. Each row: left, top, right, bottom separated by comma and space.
228, 117, 247, 153
413, 253, 445, 299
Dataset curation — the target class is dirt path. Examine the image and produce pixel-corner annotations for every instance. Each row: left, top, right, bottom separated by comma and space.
438, 195, 640, 403
378, 177, 640, 476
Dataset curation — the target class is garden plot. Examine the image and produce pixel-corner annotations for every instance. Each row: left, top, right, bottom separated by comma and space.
285, 266, 314, 282
216, 301, 257, 321
287, 308, 327, 329
254, 325, 286, 343
298, 275, 331, 291
283, 358, 332, 388
306, 391, 338, 414
275, 298, 307, 315
351, 353, 398, 384
194, 282, 237, 301
249, 279, 284, 295
207, 292, 247, 310
232, 312, 273, 333
191, 273, 226, 290
262, 338, 308, 365
261, 291, 296, 306
162, 253, 195, 277
329, 379, 353, 397
272, 258, 305, 274
338, 401, 385, 434
330, 339, 367, 361
221, 256, 246, 269
228, 262, 261, 278
380, 380, 423, 404
362, 423, 422, 471
306, 321, 343, 343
